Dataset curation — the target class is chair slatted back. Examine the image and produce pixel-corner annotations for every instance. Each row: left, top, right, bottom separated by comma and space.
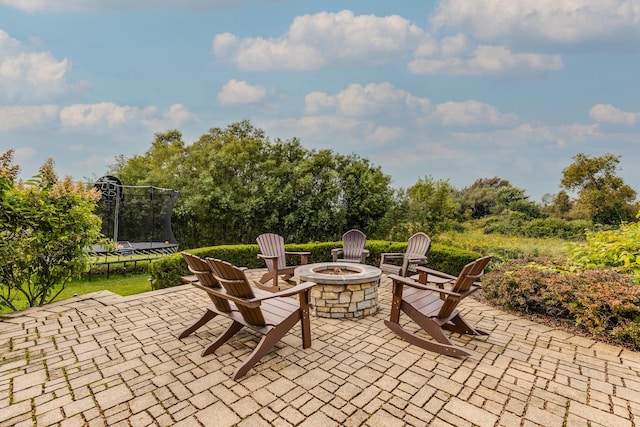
438, 256, 492, 319
341, 229, 366, 262
181, 252, 232, 313
256, 233, 287, 271
206, 258, 266, 326
403, 232, 431, 275
406, 232, 431, 258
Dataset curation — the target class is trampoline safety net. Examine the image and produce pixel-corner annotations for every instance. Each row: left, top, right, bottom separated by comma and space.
91, 176, 179, 254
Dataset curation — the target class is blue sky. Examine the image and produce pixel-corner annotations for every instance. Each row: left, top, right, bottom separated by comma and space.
1, 0, 639, 201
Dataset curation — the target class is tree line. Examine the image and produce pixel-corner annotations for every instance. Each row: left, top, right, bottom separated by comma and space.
109, 120, 639, 248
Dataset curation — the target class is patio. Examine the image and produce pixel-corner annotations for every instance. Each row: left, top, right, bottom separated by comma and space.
1, 270, 639, 427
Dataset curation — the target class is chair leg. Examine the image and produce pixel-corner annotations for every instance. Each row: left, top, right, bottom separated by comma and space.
232, 313, 301, 380
257, 271, 279, 292
384, 320, 471, 357
202, 321, 244, 356
442, 314, 489, 336
386, 302, 473, 357
178, 308, 217, 339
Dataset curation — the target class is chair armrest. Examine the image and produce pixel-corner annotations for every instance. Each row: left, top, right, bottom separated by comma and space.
415, 266, 457, 280
250, 281, 317, 301
257, 254, 278, 260
285, 251, 310, 265
388, 274, 461, 297
406, 256, 427, 263
331, 248, 343, 255
380, 253, 403, 260
380, 253, 404, 266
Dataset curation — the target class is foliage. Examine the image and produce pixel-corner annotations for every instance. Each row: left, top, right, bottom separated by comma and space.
482, 259, 640, 350
561, 153, 638, 225
456, 177, 512, 219
111, 121, 394, 247
0, 151, 103, 311
404, 175, 458, 236
149, 240, 481, 289
482, 213, 591, 240
438, 227, 570, 262
567, 215, 640, 281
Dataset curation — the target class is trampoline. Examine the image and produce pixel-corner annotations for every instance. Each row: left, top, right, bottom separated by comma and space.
88, 176, 180, 275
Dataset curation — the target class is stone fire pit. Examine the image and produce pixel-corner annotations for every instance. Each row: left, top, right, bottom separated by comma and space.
294, 262, 382, 319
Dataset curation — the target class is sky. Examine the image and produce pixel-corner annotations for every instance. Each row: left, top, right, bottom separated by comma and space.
1, 0, 639, 202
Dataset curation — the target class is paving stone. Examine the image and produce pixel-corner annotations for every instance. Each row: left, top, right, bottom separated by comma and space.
2, 271, 640, 427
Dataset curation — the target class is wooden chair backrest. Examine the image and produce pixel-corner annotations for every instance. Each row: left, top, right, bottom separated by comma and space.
206, 258, 266, 326
342, 229, 366, 261
256, 233, 287, 271
438, 256, 492, 319
406, 232, 431, 258
181, 252, 232, 313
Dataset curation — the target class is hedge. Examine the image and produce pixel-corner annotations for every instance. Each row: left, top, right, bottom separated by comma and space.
149, 240, 482, 290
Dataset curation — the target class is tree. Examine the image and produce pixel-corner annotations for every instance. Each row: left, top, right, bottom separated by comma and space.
406, 176, 458, 235
457, 177, 512, 219
561, 153, 637, 225
0, 151, 103, 311
110, 120, 395, 246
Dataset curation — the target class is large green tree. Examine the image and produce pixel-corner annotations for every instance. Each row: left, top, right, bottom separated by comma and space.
110, 120, 394, 246
0, 151, 103, 311
561, 153, 637, 225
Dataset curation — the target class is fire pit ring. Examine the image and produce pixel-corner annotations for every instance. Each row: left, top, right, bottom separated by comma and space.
295, 262, 381, 319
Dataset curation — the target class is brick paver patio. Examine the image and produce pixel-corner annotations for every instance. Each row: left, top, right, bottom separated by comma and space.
1, 270, 639, 426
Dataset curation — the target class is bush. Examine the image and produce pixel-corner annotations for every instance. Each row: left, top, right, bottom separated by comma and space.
0, 152, 103, 311
483, 213, 591, 240
568, 217, 640, 281
482, 259, 640, 350
149, 240, 481, 289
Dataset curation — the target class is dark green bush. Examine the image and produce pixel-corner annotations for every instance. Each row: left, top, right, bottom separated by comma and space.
482, 259, 640, 350
149, 240, 481, 289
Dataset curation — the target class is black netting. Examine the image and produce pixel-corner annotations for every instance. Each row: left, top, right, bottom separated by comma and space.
93, 177, 179, 251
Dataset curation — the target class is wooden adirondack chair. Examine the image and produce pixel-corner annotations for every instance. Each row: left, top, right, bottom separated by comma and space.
256, 233, 311, 292
179, 254, 316, 380
205, 258, 315, 379
331, 229, 369, 264
178, 252, 235, 339
379, 232, 432, 276
385, 256, 492, 357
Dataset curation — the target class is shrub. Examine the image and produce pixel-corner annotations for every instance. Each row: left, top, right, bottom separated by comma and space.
149, 240, 481, 289
482, 259, 640, 350
568, 217, 640, 281
0, 152, 103, 311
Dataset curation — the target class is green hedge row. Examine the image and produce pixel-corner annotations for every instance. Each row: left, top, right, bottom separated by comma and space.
149, 240, 481, 290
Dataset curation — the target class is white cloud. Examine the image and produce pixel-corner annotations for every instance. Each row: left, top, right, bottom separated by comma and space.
13, 146, 36, 162
409, 43, 562, 76
590, 104, 639, 125
433, 100, 517, 127
59, 102, 197, 131
0, 105, 58, 130
0, 30, 70, 101
0, 0, 282, 13
430, 0, 640, 47
142, 103, 199, 130
218, 79, 266, 105
305, 82, 431, 118
213, 10, 425, 71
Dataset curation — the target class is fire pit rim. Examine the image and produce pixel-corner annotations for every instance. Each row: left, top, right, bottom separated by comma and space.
294, 262, 382, 285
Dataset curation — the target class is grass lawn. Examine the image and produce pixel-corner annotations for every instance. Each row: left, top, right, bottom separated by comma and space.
0, 273, 152, 314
